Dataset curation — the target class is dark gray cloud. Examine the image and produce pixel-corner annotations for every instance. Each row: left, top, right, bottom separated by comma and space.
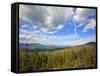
19, 5, 73, 34
74, 8, 96, 23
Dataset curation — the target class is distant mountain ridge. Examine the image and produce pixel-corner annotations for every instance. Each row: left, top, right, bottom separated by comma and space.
19, 42, 96, 51
19, 43, 66, 51
86, 42, 96, 44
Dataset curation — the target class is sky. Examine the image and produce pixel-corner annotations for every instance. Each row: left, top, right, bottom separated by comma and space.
19, 5, 96, 46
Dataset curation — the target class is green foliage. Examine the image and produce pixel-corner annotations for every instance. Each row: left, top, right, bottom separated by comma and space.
19, 44, 96, 72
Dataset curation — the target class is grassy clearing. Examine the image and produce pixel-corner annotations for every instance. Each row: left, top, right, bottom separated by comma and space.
19, 44, 96, 72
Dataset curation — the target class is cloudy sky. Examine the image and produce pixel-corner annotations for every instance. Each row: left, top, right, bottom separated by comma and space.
19, 5, 96, 46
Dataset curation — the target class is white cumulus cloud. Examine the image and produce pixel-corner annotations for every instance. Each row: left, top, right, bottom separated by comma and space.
82, 18, 96, 32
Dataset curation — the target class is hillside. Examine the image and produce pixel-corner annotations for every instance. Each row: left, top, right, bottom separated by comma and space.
19, 43, 96, 72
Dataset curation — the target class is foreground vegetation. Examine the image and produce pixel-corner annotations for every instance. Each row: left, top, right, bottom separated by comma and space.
19, 44, 96, 72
